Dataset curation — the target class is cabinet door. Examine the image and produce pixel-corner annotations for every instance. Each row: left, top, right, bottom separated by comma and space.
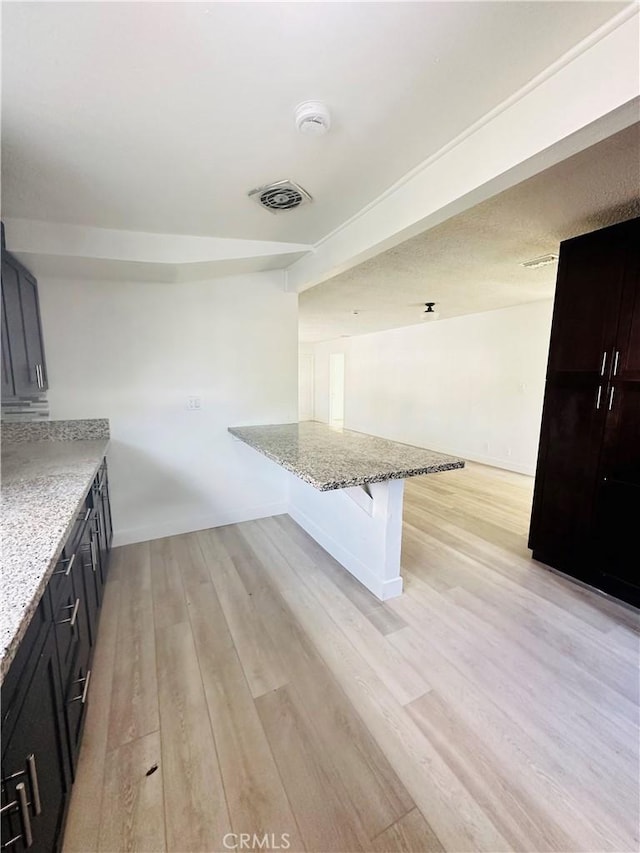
546, 228, 626, 375
19, 269, 47, 393
51, 551, 91, 710
529, 381, 608, 577
1, 284, 15, 399
94, 465, 113, 583
1, 629, 70, 853
1, 256, 31, 396
0, 254, 47, 397
90, 477, 107, 587
62, 520, 99, 774
79, 513, 102, 648
593, 221, 640, 601
101, 466, 113, 555
529, 224, 627, 575
63, 649, 93, 776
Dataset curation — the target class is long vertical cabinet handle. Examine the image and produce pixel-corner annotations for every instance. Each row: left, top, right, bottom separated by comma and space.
608, 387, 615, 411
612, 350, 620, 376
54, 553, 75, 577
70, 670, 92, 704
25, 756, 41, 816
16, 783, 33, 848
57, 598, 80, 627
595, 350, 607, 410
90, 536, 97, 572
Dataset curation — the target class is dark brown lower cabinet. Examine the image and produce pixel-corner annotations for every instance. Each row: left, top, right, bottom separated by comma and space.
94, 463, 112, 585
1, 628, 70, 853
530, 217, 640, 607
79, 509, 102, 649
1, 459, 112, 851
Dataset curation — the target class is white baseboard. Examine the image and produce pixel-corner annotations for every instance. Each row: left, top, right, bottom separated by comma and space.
288, 504, 403, 600
411, 443, 536, 476
112, 501, 288, 548
459, 452, 535, 476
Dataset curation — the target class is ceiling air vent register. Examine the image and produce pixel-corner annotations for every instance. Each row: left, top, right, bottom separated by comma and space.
248, 180, 313, 213
520, 253, 559, 269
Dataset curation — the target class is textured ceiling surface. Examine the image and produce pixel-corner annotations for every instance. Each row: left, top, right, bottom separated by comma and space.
299, 124, 640, 342
1, 1, 629, 244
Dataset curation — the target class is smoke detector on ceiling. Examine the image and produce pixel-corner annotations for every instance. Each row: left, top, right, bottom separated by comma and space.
248, 180, 313, 213
295, 101, 331, 136
521, 253, 559, 270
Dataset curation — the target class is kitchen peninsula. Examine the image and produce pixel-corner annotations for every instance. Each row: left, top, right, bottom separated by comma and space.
229, 421, 464, 599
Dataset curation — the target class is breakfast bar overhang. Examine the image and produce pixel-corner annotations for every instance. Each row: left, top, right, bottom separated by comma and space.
229, 422, 464, 600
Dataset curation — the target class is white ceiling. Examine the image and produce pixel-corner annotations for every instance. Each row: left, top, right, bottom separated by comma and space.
299, 123, 640, 342
1, 1, 630, 246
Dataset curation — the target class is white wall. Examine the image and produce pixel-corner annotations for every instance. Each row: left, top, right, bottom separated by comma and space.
38, 271, 298, 545
306, 300, 554, 475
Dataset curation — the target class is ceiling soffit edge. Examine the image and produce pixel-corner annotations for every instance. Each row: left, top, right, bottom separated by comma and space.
285, 5, 640, 295
3, 219, 314, 267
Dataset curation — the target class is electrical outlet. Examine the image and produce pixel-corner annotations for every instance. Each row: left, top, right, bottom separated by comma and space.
187, 396, 201, 411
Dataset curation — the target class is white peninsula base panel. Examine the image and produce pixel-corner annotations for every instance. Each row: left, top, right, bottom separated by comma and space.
288, 474, 405, 600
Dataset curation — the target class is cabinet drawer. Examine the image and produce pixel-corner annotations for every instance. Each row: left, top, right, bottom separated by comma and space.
1, 251, 48, 398
62, 506, 91, 561
63, 656, 91, 775
1, 627, 71, 852
1, 597, 51, 741
48, 548, 77, 615
53, 582, 89, 697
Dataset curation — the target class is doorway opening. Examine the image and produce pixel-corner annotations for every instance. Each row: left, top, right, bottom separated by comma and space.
329, 352, 345, 428
298, 353, 315, 421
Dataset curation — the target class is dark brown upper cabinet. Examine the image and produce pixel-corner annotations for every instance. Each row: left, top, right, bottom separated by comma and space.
529, 217, 640, 607
1, 248, 48, 399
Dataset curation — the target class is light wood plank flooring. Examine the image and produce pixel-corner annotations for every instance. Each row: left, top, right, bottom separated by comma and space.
63, 462, 640, 852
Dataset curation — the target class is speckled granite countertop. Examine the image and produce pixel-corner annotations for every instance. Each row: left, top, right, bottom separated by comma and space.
1, 440, 109, 683
228, 422, 464, 491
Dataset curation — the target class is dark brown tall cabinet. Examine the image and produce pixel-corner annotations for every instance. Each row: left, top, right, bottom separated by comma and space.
529, 217, 640, 607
